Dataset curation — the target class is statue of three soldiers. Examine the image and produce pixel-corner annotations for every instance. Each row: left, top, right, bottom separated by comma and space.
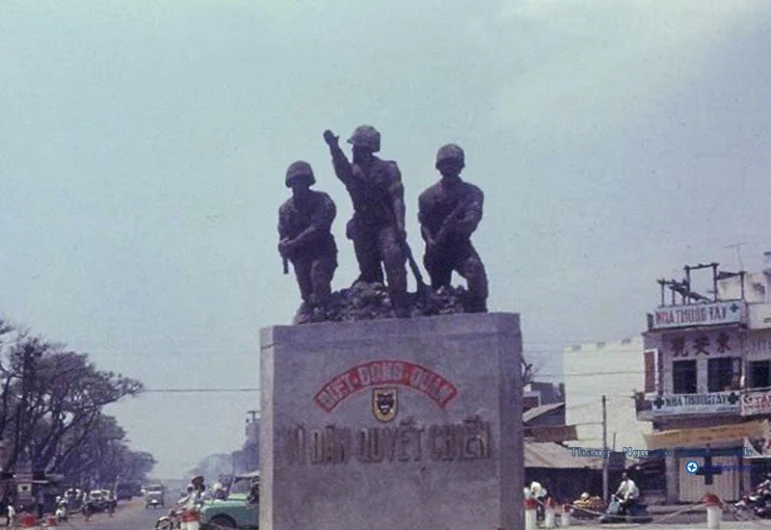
277, 125, 488, 321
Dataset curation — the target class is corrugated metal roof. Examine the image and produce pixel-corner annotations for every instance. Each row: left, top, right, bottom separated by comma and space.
524, 441, 604, 470
523, 402, 564, 424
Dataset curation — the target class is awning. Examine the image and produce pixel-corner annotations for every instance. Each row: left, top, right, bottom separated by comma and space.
645, 420, 769, 450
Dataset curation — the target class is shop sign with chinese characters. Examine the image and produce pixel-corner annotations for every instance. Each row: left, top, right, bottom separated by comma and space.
665, 330, 736, 358
650, 300, 745, 330
742, 391, 771, 417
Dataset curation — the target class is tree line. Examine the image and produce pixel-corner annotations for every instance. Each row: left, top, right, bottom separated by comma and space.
0, 317, 154, 488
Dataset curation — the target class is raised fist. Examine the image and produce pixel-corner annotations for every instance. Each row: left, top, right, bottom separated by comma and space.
323, 130, 339, 147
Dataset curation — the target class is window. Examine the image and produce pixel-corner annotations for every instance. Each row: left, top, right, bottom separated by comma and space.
673, 360, 697, 394
708, 357, 741, 392
750, 361, 771, 389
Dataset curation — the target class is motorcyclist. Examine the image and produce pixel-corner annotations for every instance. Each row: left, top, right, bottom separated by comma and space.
755, 473, 771, 493
747, 472, 771, 510
212, 482, 227, 500
178, 476, 205, 530
615, 472, 640, 515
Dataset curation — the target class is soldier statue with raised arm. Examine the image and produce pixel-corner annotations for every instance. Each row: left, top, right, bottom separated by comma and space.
323, 126, 410, 317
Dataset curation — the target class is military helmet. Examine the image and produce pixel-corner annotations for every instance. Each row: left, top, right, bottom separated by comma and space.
347, 125, 381, 152
285, 161, 315, 187
435, 143, 465, 167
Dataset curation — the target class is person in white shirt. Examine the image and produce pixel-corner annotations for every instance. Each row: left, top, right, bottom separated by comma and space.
530, 481, 548, 520
177, 483, 203, 530
616, 472, 640, 514
530, 481, 547, 500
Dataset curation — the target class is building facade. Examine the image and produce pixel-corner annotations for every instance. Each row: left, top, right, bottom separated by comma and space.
639, 258, 771, 502
523, 382, 562, 411
563, 336, 652, 456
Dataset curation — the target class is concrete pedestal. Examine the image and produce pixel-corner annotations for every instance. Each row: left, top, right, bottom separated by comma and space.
523, 502, 537, 530
706, 504, 721, 529
259, 313, 523, 530
560, 504, 571, 527
543, 503, 556, 528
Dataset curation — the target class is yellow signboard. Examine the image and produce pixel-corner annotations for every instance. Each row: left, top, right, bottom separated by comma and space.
645, 420, 769, 450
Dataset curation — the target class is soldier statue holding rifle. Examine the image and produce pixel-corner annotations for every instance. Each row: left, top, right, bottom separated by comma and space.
278, 161, 338, 323
418, 143, 488, 312
323, 126, 411, 317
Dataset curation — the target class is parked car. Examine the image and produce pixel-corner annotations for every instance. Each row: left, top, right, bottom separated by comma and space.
199, 471, 259, 529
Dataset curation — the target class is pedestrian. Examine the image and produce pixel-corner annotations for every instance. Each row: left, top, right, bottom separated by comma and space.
5, 494, 15, 527
530, 480, 547, 520
35, 487, 44, 520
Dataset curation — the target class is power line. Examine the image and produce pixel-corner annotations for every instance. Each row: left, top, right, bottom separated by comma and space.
569, 392, 634, 398
142, 387, 259, 393
538, 370, 643, 378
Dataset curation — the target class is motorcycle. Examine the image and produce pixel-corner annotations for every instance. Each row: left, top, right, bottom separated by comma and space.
740, 489, 771, 518
155, 508, 183, 530
598, 494, 653, 524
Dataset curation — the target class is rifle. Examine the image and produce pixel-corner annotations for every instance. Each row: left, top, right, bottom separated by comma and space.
387, 205, 429, 295
434, 197, 472, 245
280, 238, 290, 274
402, 236, 429, 295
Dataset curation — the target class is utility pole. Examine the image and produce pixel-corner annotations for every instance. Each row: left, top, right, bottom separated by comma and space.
602, 395, 608, 501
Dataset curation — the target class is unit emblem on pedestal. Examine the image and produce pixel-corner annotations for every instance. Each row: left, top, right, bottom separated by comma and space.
372, 387, 398, 422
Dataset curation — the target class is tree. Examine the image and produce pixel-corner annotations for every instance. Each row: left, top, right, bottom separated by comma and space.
0, 317, 154, 486
522, 355, 546, 385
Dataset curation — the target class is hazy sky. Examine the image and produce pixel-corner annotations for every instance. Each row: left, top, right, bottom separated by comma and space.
2, 0, 770, 478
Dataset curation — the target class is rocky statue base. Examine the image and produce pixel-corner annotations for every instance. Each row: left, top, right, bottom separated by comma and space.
259, 312, 523, 530
293, 282, 481, 324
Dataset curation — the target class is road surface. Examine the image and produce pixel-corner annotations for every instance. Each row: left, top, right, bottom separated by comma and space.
53, 498, 164, 530
45, 499, 771, 530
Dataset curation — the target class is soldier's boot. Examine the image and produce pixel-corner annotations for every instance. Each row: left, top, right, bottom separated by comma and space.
460, 255, 488, 313
293, 302, 314, 325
